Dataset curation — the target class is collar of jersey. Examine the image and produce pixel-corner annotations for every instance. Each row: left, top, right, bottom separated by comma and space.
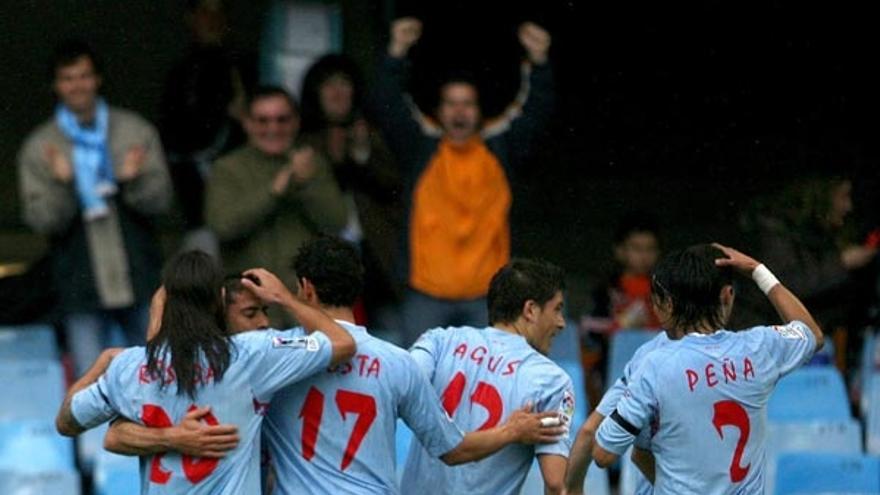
335, 319, 369, 336
683, 329, 731, 339
485, 325, 529, 345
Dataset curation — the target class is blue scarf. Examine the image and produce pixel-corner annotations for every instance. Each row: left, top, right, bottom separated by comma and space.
55, 99, 116, 219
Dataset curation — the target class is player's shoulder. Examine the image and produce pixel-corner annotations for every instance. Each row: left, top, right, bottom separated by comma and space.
411, 325, 482, 349
106, 346, 148, 377
519, 352, 572, 390
737, 320, 812, 343
631, 331, 672, 362
632, 341, 679, 378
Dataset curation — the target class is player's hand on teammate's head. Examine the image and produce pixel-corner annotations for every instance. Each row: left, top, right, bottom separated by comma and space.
241, 268, 293, 305
506, 402, 568, 445
389, 17, 422, 58
712, 243, 760, 275
167, 406, 240, 458
518, 22, 552, 65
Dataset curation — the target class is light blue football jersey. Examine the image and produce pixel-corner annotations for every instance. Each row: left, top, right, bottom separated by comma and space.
263, 321, 464, 495
596, 321, 817, 495
402, 326, 575, 495
596, 331, 670, 495
71, 329, 333, 494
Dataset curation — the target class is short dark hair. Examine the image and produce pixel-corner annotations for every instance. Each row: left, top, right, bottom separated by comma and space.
437, 72, 480, 105
247, 85, 298, 115
488, 258, 565, 325
650, 244, 734, 332
293, 236, 364, 308
222, 273, 259, 307
49, 39, 102, 81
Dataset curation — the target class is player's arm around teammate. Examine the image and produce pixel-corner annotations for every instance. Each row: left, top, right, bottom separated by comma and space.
440, 403, 567, 465
103, 406, 240, 458
102, 267, 354, 456
56, 347, 124, 436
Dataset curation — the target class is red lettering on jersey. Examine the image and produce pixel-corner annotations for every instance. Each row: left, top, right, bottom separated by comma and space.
356, 355, 369, 375
502, 360, 521, 376
743, 357, 755, 380
138, 365, 152, 384
453, 343, 467, 359
686, 369, 699, 391
487, 355, 503, 373
706, 364, 718, 387
137, 361, 177, 386
366, 358, 380, 378
723, 359, 737, 383
164, 365, 176, 385
470, 346, 487, 366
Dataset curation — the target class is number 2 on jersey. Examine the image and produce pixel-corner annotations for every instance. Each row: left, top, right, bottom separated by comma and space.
299, 386, 377, 470
441, 371, 503, 430
142, 404, 220, 485
712, 400, 751, 482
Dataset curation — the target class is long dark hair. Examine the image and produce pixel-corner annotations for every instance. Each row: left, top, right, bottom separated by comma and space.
146, 251, 231, 399
299, 54, 364, 133
651, 244, 733, 332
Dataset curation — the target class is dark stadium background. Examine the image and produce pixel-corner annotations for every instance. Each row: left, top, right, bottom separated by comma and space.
1, 0, 877, 314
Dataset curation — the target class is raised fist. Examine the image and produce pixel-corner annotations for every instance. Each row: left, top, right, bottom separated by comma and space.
389, 17, 423, 58
519, 22, 552, 65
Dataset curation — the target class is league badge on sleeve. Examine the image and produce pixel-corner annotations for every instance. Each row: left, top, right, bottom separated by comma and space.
773, 323, 807, 340
559, 389, 575, 425
272, 335, 320, 352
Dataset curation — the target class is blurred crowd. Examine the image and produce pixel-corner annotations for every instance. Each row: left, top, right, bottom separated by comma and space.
10, 0, 880, 417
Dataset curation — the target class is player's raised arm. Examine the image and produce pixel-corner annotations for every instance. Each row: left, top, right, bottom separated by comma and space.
714, 243, 824, 351
104, 408, 239, 458
56, 347, 124, 436
440, 403, 567, 465
242, 268, 355, 365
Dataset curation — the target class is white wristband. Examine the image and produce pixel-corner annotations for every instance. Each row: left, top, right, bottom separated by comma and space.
752, 264, 780, 295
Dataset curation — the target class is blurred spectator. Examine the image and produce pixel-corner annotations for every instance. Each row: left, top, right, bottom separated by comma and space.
17, 40, 171, 375
372, 17, 554, 345
731, 177, 878, 375
204, 86, 348, 327
298, 54, 403, 329
732, 177, 877, 331
159, 0, 254, 256
580, 214, 662, 405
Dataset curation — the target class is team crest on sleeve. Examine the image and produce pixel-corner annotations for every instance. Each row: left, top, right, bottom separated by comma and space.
272, 335, 320, 352
559, 389, 575, 424
773, 324, 807, 340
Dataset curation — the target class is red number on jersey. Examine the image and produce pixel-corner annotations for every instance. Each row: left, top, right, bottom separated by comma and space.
142, 405, 174, 484
141, 404, 221, 485
440, 374, 503, 430
712, 400, 751, 482
298, 387, 378, 471
299, 387, 325, 461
